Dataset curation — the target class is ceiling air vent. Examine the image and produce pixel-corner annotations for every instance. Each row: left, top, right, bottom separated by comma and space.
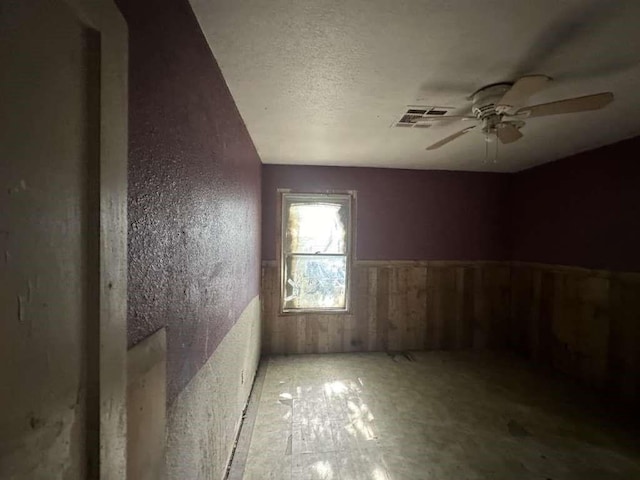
394, 106, 454, 128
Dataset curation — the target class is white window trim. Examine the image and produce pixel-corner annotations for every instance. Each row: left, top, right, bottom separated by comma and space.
279, 191, 355, 314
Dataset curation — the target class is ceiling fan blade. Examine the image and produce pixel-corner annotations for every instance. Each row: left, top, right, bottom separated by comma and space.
496, 123, 523, 144
413, 115, 476, 122
426, 126, 476, 150
513, 2, 636, 82
496, 75, 552, 112
516, 92, 613, 118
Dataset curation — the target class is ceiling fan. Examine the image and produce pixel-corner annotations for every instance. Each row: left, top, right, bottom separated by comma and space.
416, 75, 614, 150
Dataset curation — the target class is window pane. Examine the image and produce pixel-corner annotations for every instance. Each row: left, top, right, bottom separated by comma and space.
284, 255, 346, 310
285, 201, 348, 254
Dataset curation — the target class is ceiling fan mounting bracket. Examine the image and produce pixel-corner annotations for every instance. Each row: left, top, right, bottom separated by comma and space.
468, 82, 513, 101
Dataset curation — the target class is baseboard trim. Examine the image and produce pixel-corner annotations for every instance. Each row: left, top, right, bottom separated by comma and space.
224, 360, 268, 480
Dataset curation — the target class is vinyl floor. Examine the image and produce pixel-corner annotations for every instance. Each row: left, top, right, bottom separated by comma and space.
231, 351, 640, 480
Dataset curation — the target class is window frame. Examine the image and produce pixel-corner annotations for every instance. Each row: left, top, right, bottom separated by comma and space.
279, 190, 356, 314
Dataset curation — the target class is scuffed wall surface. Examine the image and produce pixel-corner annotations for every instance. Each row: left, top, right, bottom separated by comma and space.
0, 1, 97, 476
115, 0, 261, 402
262, 165, 510, 261
167, 297, 260, 480
511, 136, 640, 273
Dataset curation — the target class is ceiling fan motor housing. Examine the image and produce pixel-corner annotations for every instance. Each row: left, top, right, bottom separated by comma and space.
471, 83, 512, 133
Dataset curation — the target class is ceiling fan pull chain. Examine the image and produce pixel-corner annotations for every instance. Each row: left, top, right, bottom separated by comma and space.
484, 135, 489, 163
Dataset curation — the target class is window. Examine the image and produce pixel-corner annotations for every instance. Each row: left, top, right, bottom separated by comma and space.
280, 192, 354, 313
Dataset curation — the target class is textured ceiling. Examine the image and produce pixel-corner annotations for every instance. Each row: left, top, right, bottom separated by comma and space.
190, 0, 640, 172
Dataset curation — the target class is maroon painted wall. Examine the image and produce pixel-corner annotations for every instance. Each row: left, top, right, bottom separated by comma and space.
262, 165, 510, 261
116, 0, 261, 402
511, 136, 640, 272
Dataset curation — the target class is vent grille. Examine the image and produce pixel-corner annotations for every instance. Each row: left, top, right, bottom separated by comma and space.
394, 105, 454, 128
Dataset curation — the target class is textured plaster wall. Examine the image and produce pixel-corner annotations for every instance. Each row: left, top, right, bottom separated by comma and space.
167, 297, 260, 480
262, 165, 510, 261
511, 136, 640, 272
116, 0, 261, 404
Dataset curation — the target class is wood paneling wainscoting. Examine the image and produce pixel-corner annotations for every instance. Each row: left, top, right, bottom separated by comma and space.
261, 260, 512, 355
509, 263, 640, 402
261, 260, 640, 403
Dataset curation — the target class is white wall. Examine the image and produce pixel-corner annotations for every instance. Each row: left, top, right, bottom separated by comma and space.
166, 296, 261, 480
